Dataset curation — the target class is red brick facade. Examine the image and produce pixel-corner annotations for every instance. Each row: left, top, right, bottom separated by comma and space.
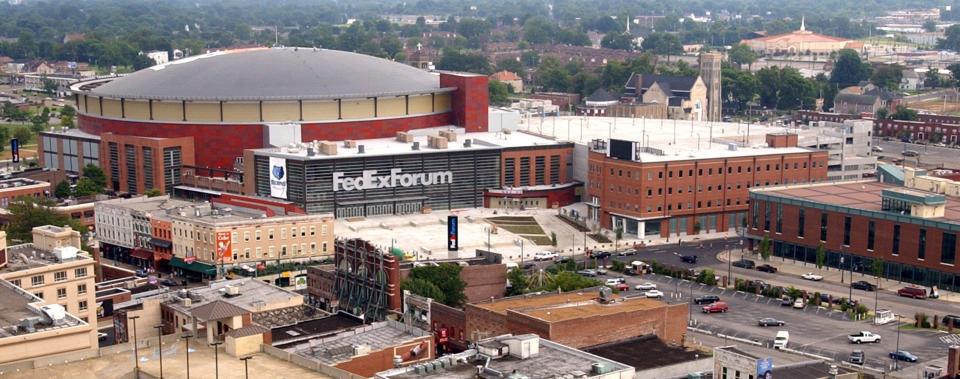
99, 132, 196, 194
333, 336, 433, 377
439, 72, 489, 132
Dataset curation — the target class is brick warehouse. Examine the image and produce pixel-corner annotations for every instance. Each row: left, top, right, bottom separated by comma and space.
749, 181, 960, 291
796, 110, 960, 144
587, 134, 829, 237
464, 289, 687, 348
56, 47, 489, 195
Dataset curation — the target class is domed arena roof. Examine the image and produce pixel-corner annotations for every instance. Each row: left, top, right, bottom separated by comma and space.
82, 47, 443, 101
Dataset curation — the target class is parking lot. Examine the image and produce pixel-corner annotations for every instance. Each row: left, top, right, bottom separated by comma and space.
607, 272, 950, 373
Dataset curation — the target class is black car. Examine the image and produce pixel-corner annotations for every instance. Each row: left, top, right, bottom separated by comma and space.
681, 255, 698, 264
942, 314, 960, 328
694, 295, 720, 305
756, 264, 778, 273
159, 278, 179, 287
851, 281, 876, 291
732, 259, 755, 269
592, 251, 612, 260
758, 318, 785, 327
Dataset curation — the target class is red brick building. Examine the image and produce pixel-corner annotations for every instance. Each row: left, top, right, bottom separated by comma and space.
796, 110, 960, 144
749, 181, 960, 292
0, 178, 49, 208
587, 136, 829, 237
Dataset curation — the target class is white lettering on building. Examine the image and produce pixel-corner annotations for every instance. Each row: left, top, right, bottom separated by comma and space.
332, 169, 453, 192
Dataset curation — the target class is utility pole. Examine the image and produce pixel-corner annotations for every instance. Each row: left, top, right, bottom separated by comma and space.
130, 316, 140, 372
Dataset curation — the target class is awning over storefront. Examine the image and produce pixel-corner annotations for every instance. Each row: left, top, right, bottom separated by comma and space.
170, 257, 217, 276
150, 238, 172, 249
130, 249, 155, 261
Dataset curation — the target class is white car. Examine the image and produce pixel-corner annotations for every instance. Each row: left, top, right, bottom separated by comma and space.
793, 298, 805, 309
534, 251, 558, 261
801, 272, 824, 281
635, 282, 657, 291
644, 290, 665, 298
97, 332, 108, 341
605, 278, 622, 286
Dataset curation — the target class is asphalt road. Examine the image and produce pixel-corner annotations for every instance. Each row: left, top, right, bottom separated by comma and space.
607, 272, 948, 373
875, 139, 960, 169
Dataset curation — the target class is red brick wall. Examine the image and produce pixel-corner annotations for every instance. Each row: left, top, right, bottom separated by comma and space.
430, 302, 468, 348
504, 303, 687, 348
0, 183, 48, 207
500, 146, 573, 187
99, 133, 196, 194
464, 304, 511, 341
299, 113, 452, 142
440, 72, 488, 132
334, 337, 433, 377
459, 264, 507, 303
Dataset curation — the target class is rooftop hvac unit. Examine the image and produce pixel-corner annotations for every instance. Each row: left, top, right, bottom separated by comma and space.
728, 143, 738, 151
358, 145, 365, 154
412, 142, 420, 151
225, 285, 240, 297
306, 147, 316, 157
40, 304, 67, 324
52, 246, 79, 261
182, 297, 192, 307
464, 139, 472, 147
353, 344, 371, 356
591, 362, 610, 375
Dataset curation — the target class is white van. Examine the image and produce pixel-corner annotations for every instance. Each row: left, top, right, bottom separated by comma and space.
505, 262, 519, 272
773, 331, 789, 350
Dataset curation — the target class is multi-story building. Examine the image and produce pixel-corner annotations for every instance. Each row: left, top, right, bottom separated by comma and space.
0, 226, 98, 325
39, 128, 101, 176
748, 181, 960, 291
801, 120, 878, 181
0, 178, 49, 208
0, 280, 95, 364
587, 133, 829, 236
167, 202, 334, 280
94, 195, 193, 268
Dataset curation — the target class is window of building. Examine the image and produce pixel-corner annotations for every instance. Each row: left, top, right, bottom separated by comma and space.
268, 229, 274, 240
751, 202, 759, 229
10, 279, 20, 288
942, 233, 956, 265
775, 203, 782, 233
75, 267, 87, 278
893, 225, 901, 255
820, 213, 828, 242
57, 288, 67, 299
321, 224, 328, 236
300, 227, 307, 237
243, 231, 250, 241
34, 292, 43, 300
322, 242, 328, 252
244, 248, 250, 259
54, 271, 67, 282
763, 203, 771, 231
310, 226, 316, 236
919, 229, 927, 260
867, 221, 875, 251
798, 209, 805, 238
31, 275, 44, 286
79, 301, 88, 312
255, 247, 262, 258
281, 246, 287, 256
255, 230, 261, 241
78, 284, 87, 295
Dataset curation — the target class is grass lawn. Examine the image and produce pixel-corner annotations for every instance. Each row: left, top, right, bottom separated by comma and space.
525, 235, 554, 246
486, 216, 553, 245
487, 216, 539, 224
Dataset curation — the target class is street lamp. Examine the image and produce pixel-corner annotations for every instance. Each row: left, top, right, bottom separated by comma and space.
210, 341, 223, 379
894, 316, 902, 371
183, 332, 193, 379
129, 315, 140, 371
240, 356, 253, 379
154, 325, 164, 379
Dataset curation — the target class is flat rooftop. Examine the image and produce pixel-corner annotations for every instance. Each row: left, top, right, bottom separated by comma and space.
752, 181, 960, 226
254, 126, 568, 160
39, 128, 101, 140
163, 278, 302, 315
271, 312, 364, 345
0, 177, 48, 191
524, 116, 819, 162
471, 289, 669, 322
285, 320, 429, 366
97, 196, 194, 213
1, 243, 90, 273
0, 281, 83, 337
378, 335, 633, 379
585, 335, 704, 371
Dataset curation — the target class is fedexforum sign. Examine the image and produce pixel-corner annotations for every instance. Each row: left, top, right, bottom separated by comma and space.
333, 169, 453, 192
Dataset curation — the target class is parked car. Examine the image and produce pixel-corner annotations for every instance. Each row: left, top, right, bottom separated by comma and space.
871, 146, 884, 152
694, 295, 720, 305
522, 263, 537, 271
97, 332, 109, 342
756, 264, 778, 273
595, 267, 608, 275
617, 249, 637, 256
732, 259, 755, 269
644, 290, 664, 298
605, 278, 622, 286
793, 298, 805, 309
773, 331, 790, 350
902, 150, 919, 157
801, 272, 824, 281
897, 286, 927, 299
851, 281, 876, 291
850, 350, 865, 365
942, 314, 960, 329
889, 350, 918, 362
635, 282, 657, 291
534, 251, 558, 261
758, 318, 785, 327
780, 297, 794, 306
591, 251, 612, 260
702, 301, 729, 313
159, 278, 179, 287
614, 283, 630, 292
848, 331, 882, 344
135, 269, 148, 278
681, 255, 698, 264
576, 269, 598, 277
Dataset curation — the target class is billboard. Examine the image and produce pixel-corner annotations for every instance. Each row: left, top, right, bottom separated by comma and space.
269, 156, 287, 199
447, 215, 458, 251
215, 231, 232, 262
756, 357, 773, 379
10, 138, 19, 163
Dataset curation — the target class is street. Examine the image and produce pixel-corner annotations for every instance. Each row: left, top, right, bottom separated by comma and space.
875, 139, 960, 169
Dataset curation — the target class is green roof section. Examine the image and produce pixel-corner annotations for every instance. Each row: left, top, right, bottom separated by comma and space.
877, 164, 904, 186
170, 256, 217, 276
882, 188, 946, 206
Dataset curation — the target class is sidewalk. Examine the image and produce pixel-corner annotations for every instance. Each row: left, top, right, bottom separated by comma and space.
716, 250, 960, 304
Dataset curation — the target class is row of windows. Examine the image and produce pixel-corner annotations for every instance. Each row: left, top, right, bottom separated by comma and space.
593, 160, 824, 181
608, 198, 750, 213
21, 267, 88, 288
205, 242, 330, 262
173, 224, 329, 243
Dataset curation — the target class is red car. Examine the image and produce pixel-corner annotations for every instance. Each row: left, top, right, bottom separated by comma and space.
615, 283, 630, 292
897, 287, 927, 299
702, 301, 729, 313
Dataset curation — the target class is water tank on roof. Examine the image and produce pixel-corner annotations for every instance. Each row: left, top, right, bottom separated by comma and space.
52, 246, 79, 261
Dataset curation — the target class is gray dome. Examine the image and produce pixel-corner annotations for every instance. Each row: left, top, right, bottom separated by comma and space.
85, 47, 442, 101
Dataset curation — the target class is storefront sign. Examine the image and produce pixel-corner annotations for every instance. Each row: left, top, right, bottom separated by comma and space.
332, 169, 453, 192
269, 156, 287, 199
215, 231, 232, 262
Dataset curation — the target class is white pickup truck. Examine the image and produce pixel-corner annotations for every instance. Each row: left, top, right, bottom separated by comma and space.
848, 331, 882, 344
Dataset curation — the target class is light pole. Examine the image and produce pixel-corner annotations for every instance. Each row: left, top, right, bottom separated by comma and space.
210, 341, 223, 379
154, 325, 164, 379
183, 332, 193, 379
240, 356, 253, 379
894, 317, 902, 370
129, 315, 140, 372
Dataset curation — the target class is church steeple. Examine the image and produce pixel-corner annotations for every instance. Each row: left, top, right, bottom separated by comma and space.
800, 16, 806, 32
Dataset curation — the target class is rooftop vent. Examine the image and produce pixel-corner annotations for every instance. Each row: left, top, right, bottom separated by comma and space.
358, 145, 365, 154
464, 139, 472, 148
412, 142, 420, 151
343, 140, 357, 148
52, 246, 79, 261
224, 285, 240, 297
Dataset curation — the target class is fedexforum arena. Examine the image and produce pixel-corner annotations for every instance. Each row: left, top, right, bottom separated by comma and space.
43, 47, 578, 216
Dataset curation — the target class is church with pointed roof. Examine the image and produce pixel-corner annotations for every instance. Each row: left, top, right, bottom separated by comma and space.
741, 17, 864, 55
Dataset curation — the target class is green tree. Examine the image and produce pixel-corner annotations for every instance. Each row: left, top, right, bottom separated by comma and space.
876, 107, 889, 120
871, 64, 904, 90
759, 235, 771, 261
456, 18, 491, 49
550, 231, 557, 247
939, 25, 960, 52
871, 258, 884, 285
488, 80, 511, 106
0, 127, 9, 152
523, 17, 555, 45
408, 263, 467, 307
830, 49, 872, 88
948, 63, 960, 82
520, 50, 540, 67
614, 226, 623, 252
81, 164, 107, 189
73, 177, 101, 197
54, 181, 72, 199
536, 56, 572, 92
728, 43, 757, 70
436, 48, 491, 74
924, 20, 938, 33
600, 33, 634, 51
132, 54, 155, 70
506, 268, 529, 296
722, 67, 759, 111
815, 244, 827, 270
400, 278, 445, 304
41, 78, 58, 94
380, 35, 403, 59
891, 105, 918, 121
542, 271, 600, 292
144, 188, 163, 197
496, 58, 526, 78
12, 126, 32, 145
696, 269, 718, 285
642, 33, 682, 55
4, 197, 83, 243
60, 105, 76, 119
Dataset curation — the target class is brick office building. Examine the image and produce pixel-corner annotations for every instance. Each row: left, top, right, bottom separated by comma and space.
464, 289, 687, 348
61, 47, 489, 195
586, 134, 829, 237
0, 178, 49, 208
796, 110, 960, 145
748, 181, 960, 291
